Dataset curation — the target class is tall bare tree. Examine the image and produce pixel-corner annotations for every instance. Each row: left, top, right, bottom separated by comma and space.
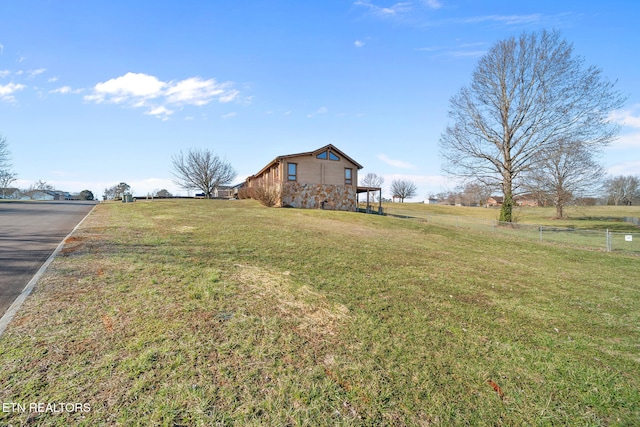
523, 139, 604, 218
0, 135, 11, 171
390, 179, 417, 202
0, 135, 17, 198
603, 175, 639, 206
172, 148, 237, 198
440, 30, 624, 222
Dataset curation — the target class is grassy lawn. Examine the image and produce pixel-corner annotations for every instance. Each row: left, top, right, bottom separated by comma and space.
1, 199, 638, 426
380, 202, 640, 231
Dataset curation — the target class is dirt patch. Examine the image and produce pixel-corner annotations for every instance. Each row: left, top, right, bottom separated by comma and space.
230, 264, 349, 340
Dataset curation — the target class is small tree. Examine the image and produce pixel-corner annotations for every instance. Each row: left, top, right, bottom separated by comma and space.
523, 139, 604, 218
103, 182, 131, 200
390, 179, 417, 202
79, 190, 95, 201
0, 170, 17, 198
172, 148, 236, 198
153, 189, 173, 198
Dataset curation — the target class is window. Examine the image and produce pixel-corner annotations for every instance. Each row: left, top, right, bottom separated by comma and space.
287, 163, 297, 181
345, 168, 352, 185
316, 150, 340, 161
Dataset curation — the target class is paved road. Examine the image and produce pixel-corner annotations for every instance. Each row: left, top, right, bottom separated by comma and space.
0, 201, 97, 316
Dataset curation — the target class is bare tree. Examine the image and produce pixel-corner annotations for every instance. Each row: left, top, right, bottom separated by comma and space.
172, 148, 237, 198
0, 170, 18, 198
390, 179, 417, 202
522, 139, 604, 218
360, 172, 384, 188
0, 135, 17, 198
103, 182, 131, 200
440, 30, 625, 222
360, 172, 384, 202
603, 175, 639, 206
0, 135, 11, 171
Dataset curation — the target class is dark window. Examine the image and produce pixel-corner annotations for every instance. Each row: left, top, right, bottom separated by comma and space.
316, 151, 327, 159
345, 168, 352, 185
288, 163, 297, 181
329, 152, 339, 161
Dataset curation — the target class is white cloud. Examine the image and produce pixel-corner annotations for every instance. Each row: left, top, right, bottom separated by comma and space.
29, 68, 46, 78
354, 40, 365, 48
611, 132, 640, 149
423, 0, 442, 9
84, 72, 239, 119
85, 72, 165, 104
377, 153, 417, 169
0, 43, 3, 55
165, 77, 236, 105
0, 82, 26, 101
458, 14, 542, 26
0, 70, 10, 78
608, 106, 640, 149
606, 161, 640, 176
355, 1, 412, 17
49, 86, 72, 94
145, 106, 173, 120
609, 106, 640, 129
307, 107, 328, 118
48, 76, 59, 83
221, 112, 237, 119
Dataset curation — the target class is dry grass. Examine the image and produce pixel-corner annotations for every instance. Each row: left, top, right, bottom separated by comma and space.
0, 199, 638, 426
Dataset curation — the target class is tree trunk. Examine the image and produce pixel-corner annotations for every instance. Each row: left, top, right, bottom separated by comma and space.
499, 193, 514, 222
499, 166, 514, 222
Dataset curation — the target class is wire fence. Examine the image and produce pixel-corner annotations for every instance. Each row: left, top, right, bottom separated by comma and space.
383, 210, 640, 254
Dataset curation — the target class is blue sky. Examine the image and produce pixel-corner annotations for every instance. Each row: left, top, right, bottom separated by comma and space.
1, 0, 638, 199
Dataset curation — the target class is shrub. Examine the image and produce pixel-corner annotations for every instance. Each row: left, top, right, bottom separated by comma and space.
253, 185, 280, 207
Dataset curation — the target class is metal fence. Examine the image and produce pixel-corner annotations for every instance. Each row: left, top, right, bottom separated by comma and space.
384, 211, 640, 254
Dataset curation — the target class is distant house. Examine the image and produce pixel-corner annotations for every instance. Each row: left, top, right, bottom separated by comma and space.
24, 190, 55, 201
514, 194, 539, 207
0, 188, 20, 199
425, 196, 439, 205
18, 190, 72, 201
486, 195, 540, 207
486, 196, 504, 207
245, 144, 367, 211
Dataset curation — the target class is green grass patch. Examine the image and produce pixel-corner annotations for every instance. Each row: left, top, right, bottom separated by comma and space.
0, 199, 638, 426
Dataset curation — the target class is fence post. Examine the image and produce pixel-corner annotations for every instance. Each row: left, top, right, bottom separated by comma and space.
539, 226, 543, 242
606, 229, 610, 252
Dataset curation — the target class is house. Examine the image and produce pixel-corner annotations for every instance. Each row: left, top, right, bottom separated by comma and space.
514, 194, 539, 207
0, 188, 20, 199
486, 196, 504, 207
23, 190, 55, 201
245, 144, 367, 211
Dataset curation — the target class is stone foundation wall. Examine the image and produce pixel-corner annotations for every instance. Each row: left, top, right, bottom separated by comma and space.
282, 182, 356, 211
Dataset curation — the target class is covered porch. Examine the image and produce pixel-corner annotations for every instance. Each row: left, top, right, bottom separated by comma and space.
356, 186, 383, 214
